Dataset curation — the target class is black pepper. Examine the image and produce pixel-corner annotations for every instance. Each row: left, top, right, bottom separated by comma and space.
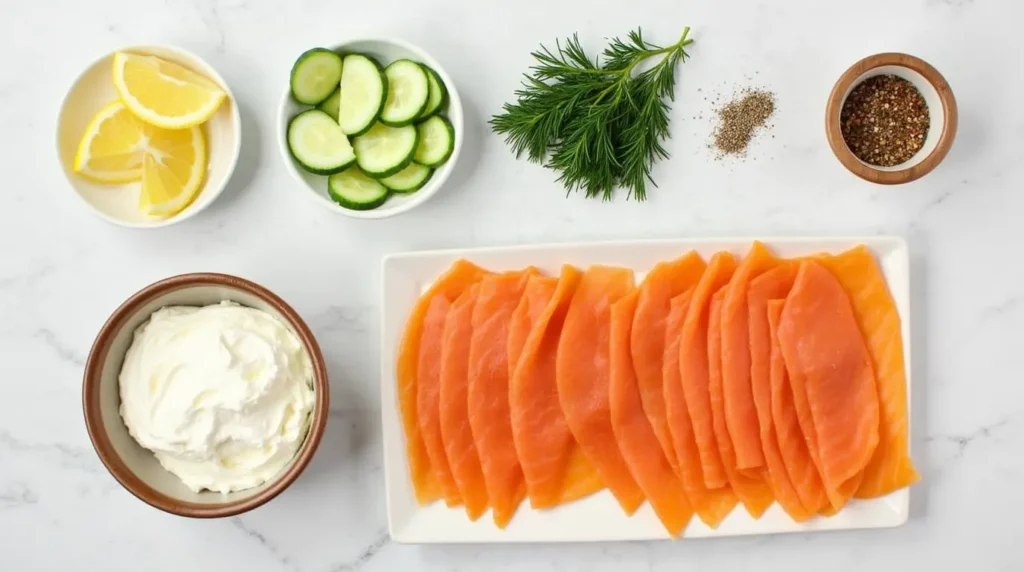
712, 89, 776, 156
839, 75, 930, 167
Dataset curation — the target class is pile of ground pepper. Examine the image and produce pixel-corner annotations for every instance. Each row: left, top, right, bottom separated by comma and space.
712, 89, 776, 156
840, 75, 929, 167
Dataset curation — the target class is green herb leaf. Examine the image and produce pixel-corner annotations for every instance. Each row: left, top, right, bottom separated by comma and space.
490, 27, 693, 201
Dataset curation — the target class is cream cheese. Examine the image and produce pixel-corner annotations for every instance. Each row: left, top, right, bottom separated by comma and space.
118, 301, 315, 494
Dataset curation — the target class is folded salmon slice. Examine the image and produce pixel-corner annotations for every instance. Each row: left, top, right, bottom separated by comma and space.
397, 259, 489, 505
468, 268, 539, 528
664, 290, 738, 527
720, 241, 778, 472
557, 265, 646, 514
510, 266, 604, 509
508, 275, 559, 376
777, 260, 880, 511
417, 295, 462, 506
439, 286, 489, 521
819, 246, 920, 498
764, 299, 818, 521
673, 252, 737, 489
708, 288, 775, 518
611, 291, 695, 537
630, 252, 707, 473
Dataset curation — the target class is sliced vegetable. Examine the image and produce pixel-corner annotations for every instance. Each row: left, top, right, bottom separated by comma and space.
379, 163, 433, 193
287, 109, 356, 175
380, 60, 430, 127
290, 48, 344, 105
328, 167, 389, 210
414, 115, 455, 167
317, 87, 342, 120
418, 66, 449, 119
338, 54, 387, 136
353, 122, 419, 178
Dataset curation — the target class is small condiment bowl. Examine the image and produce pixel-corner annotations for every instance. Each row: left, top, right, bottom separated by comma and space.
82, 273, 329, 518
276, 37, 464, 219
826, 52, 957, 184
56, 45, 242, 228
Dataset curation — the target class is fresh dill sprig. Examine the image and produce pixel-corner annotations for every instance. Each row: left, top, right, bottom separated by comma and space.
490, 27, 694, 201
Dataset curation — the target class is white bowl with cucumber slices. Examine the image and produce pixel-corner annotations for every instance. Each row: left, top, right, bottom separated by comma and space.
278, 38, 461, 219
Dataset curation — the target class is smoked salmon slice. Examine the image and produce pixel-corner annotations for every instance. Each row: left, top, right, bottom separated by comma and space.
664, 290, 738, 527
820, 246, 920, 498
630, 252, 707, 473
611, 291, 695, 537
749, 263, 828, 516
708, 288, 775, 518
777, 260, 880, 511
397, 259, 488, 505
673, 252, 737, 489
439, 286, 489, 520
557, 265, 645, 515
720, 241, 778, 472
508, 275, 559, 376
468, 268, 540, 528
765, 299, 819, 521
510, 265, 604, 509
417, 295, 462, 506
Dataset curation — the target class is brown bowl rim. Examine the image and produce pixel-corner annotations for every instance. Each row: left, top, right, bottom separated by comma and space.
82, 272, 330, 518
825, 52, 958, 184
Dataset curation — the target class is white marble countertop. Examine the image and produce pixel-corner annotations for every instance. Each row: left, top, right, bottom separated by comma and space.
2, 0, 1022, 569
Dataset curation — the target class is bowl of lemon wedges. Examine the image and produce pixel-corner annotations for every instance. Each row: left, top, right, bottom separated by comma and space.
57, 45, 241, 228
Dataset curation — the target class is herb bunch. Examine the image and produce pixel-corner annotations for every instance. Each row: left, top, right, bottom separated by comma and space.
490, 27, 694, 201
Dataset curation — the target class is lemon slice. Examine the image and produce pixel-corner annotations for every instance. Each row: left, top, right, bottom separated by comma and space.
74, 101, 148, 183
112, 52, 227, 129
139, 122, 207, 217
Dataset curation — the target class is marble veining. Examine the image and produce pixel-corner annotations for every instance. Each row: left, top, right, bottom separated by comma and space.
2, 0, 1022, 569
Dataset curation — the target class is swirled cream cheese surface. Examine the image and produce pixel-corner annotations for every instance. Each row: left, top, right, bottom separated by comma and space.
118, 301, 315, 494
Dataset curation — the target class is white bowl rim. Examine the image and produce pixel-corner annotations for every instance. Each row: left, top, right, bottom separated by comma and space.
276, 36, 464, 220
56, 44, 243, 229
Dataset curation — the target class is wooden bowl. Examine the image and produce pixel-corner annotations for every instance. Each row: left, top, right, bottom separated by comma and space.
826, 53, 957, 184
82, 273, 329, 518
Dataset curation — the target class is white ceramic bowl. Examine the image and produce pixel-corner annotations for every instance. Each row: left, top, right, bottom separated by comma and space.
277, 38, 463, 219
56, 45, 242, 228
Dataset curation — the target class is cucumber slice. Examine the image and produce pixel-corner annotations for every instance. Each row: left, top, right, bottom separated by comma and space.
413, 115, 455, 167
287, 109, 356, 175
379, 163, 433, 193
353, 123, 419, 178
290, 48, 344, 105
338, 54, 387, 136
417, 66, 449, 119
380, 60, 430, 127
316, 87, 341, 120
328, 168, 389, 210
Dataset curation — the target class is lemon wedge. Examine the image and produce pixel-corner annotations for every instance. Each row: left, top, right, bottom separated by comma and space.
139, 121, 207, 217
112, 52, 227, 129
73, 101, 148, 183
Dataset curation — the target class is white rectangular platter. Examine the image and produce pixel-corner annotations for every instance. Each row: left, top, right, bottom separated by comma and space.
380, 236, 912, 543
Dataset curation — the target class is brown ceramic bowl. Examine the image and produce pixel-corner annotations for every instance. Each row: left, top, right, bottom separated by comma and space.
826, 52, 957, 184
83, 273, 329, 518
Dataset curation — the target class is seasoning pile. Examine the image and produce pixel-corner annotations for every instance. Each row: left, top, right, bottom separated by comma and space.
839, 75, 929, 167
711, 89, 776, 157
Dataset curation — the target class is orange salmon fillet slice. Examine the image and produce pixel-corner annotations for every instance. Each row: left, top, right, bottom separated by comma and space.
819, 246, 920, 498
439, 285, 490, 520
468, 268, 539, 528
510, 266, 604, 509
611, 291, 695, 537
664, 289, 738, 527
777, 260, 880, 511
557, 265, 646, 515
417, 295, 462, 506
630, 252, 707, 474
674, 252, 737, 489
397, 259, 489, 505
